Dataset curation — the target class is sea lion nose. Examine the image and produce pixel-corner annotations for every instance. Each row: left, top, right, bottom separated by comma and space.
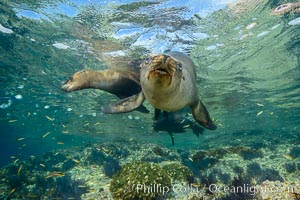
162, 55, 169, 63
64, 77, 73, 84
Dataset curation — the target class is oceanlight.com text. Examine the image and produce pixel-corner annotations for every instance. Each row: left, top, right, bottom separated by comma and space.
130, 183, 299, 196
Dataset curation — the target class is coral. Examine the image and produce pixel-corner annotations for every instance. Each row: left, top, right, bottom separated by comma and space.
222, 175, 255, 200
110, 162, 171, 200
246, 162, 284, 183
103, 159, 121, 178
162, 163, 194, 183
285, 162, 296, 173
152, 146, 165, 157
239, 148, 263, 160
271, 2, 300, 15
246, 162, 262, 178
290, 146, 300, 158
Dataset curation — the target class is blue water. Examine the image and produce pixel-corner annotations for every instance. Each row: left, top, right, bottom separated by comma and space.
1, 0, 300, 199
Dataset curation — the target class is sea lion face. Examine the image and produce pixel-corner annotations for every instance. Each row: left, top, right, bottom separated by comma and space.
140, 54, 183, 88
61, 70, 90, 92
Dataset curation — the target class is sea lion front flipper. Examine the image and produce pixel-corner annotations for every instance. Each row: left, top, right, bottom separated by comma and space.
101, 92, 145, 113
191, 100, 217, 130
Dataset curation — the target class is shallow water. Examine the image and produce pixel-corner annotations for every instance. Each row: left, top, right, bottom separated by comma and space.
0, 0, 300, 199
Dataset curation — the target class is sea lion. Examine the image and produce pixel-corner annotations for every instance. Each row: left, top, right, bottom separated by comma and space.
61, 69, 149, 113
62, 69, 141, 98
101, 52, 217, 130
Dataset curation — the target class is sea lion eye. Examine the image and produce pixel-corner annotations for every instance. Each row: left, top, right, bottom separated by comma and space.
145, 57, 152, 64
177, 63, 183, 71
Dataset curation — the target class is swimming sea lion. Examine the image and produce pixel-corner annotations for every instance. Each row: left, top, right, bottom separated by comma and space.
62, 69, 141, 98
101, 52, 217, 130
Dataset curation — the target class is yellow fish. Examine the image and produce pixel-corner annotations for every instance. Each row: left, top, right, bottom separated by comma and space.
257, 111, 263, 116
72, 159, 80, 164
191, 183, 201, 187
40, 163, 46, 168
42, 132, 51, 138
45, 116, 55, 121
17, 164, 23, 176
45, 171, 65, 179
10, 188, 16, 194
283, 154, 293, 160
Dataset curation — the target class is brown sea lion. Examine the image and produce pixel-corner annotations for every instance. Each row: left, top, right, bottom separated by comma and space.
62, 69, 141, 98
101, 52, 216, 130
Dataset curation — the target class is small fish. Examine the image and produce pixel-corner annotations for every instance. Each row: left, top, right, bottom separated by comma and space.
17, 164, 23, 176
77, 185, 87, 188
191, 183, 201, 187
42, 131, 51, 138
218, 123, 223, 126
45, 115, 55, 121
13, 159, 19, 164
17, 137, 25, 141
57, 142, 64, 145
256, 103, 264, 107
183, 124, 190, 128
45, 171, 65, 179
9, 188, 16, 194
94, 122, 101, 126
270, 112, 274, 115
26, 194, 38, 198
40, 163, 46, 168
8, 119, 17, 123
188, 157, 193, 162
283, 154, 293, 160
27, 112, 31, 117
10, 156, 17, 159
180, 119, 185, 124
62, 124, 67, 128
72, 159, 80, 164
62, 130, 69, 134
83, 122, 90, 127
257, 111, 263, 116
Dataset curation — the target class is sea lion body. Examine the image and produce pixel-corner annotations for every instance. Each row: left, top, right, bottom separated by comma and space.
62, 69, 141, 98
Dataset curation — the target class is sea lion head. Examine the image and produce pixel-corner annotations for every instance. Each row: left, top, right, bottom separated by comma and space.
61, 70, 90, 92
140, 54, 183, 88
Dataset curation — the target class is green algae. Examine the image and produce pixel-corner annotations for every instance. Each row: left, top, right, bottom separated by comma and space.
110, 162, 171, 200
162, 163, 194, 183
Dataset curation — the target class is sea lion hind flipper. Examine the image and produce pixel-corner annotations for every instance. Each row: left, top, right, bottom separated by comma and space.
191, 100, 217, 130
101, 92, 145, 113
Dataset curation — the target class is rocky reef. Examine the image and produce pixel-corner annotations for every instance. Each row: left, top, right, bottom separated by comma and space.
0, 137, 299, 199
